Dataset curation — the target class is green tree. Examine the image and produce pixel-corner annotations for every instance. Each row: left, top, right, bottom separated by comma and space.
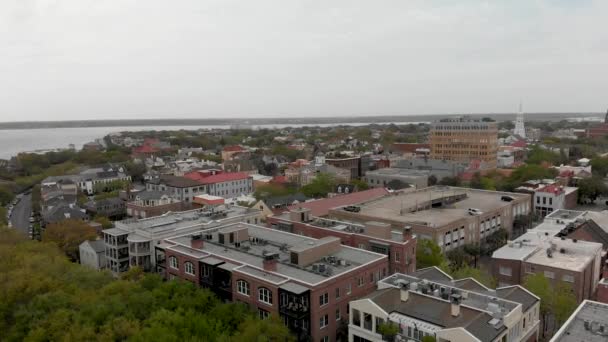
416, 239, 447, 269
301, 173, 337, 198
463, 243, 481, 268
0, 185, 15, 206
350, 179, 369, 191
577, 176, 608, 203
591, 157, 608, 178
428, 175, 438, 186
439, 176, 461, 186
0, 227, 294, 341
553, 283, 577, 327
42, 219, 98, 261
450, 266, 496, 288
94, 215, 113, 229
253, 183, 292, 201
377, 322, 399, 342
523, 273, 553, 337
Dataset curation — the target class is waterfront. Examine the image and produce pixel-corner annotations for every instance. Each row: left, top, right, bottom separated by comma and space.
0, 121, 426, 159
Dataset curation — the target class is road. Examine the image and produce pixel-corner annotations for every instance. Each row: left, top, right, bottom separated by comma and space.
10, 193, 32, 236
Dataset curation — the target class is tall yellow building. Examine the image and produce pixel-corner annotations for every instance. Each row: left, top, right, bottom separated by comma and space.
430, 116, 498, 168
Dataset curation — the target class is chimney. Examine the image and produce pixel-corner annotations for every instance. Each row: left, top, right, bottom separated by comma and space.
191, 235, 204, 249
399, 281, 410, 302
263, 252, 279, 272
403, 226, 412, 241
451, 294, 462, 317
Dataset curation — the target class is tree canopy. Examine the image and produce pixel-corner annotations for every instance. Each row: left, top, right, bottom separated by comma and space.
301, 173, 337, 198
0, 227, 294, 341
42, 219, 102, 261
416, 239, 447, 269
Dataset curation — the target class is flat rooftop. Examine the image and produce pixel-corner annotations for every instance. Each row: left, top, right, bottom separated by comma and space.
525, 239, 601, 271
337, 186, 528, 227
165, 223, 386, 285
111, 206, 258, 236
273, 214, 408, 243
551, 300, 608, 342
365, 168, 430, 177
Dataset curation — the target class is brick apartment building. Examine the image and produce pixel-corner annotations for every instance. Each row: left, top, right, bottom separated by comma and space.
430, 116, 498, 169
492, 210, 603, 303
185, 170, 254, 199
157, 222, 389, 342
327, 186, 530, 252
146, 175, 205, 203
349, 268, 540, 342
267, 208, 416, 275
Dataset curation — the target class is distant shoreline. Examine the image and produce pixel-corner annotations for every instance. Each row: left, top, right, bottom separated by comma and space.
0, 112, 599, 130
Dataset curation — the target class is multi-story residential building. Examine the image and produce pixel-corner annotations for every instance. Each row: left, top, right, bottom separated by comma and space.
146, 175, 205, 203
430, 116, 498, 169
102, 205, 262, 275
84, 197, 126, 219
531, 184, 578, 218
42, 164, 131, 195
349, 268, 540, 342
329, 186, 530, 252
492, 210, 603, 302
197, 172, 254, 199
158, 222, 388, 342
363, 168, 429, 189
550, 300, 608, 342
126, 190, 184, 219
267, 207, 416, 275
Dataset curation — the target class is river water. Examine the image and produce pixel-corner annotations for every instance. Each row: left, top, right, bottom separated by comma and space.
0, 121, 427, 160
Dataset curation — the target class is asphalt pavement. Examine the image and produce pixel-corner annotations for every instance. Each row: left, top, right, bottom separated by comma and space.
10, 193, 32, 235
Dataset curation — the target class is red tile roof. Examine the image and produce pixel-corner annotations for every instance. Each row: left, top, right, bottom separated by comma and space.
132, 145, 160, 154
288, 188, 389, 217
537, 184, 564, 195
198, 172, 251, 185
223, 145, 245, 152
510, 140, 527, 148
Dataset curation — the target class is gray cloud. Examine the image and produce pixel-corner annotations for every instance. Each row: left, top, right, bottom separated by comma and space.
0, 0, 606, 121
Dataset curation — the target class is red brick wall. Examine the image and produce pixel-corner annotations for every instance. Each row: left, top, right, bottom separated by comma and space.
564, 189, 578, 209
165, 251, 200, 285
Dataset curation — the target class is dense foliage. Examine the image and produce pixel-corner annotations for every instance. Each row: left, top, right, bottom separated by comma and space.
0, 228, 293, 342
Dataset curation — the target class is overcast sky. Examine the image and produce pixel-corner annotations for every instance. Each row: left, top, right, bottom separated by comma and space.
0, 0, 607, 122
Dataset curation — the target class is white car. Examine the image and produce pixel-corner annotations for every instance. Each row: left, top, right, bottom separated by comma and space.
468, 208, 483, 216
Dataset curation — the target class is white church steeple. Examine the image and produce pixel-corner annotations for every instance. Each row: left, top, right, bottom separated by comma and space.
514, 102, 526, 138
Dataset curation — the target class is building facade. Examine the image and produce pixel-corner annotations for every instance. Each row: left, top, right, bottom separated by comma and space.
126, 190, 184, 219
363, 168, 428, 189
158, 222, 389, 342
267, 208, 417, 275
349, 269, 540, 342
325, 156, 362, 180
146, 175, 205, 203
430, 116, 498, 169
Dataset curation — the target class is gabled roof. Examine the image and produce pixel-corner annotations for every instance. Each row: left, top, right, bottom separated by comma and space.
496, 286, 539, 312
413, 266, 453, 283
288, 187, 389, 217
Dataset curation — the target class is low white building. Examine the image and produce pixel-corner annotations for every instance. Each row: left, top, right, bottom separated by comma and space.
79, 240, 106, 270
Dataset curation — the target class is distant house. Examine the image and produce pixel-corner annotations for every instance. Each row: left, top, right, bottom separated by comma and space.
84, 197, 126, 219
79, 240, 106, 270
126, 190, 184, 219
146, 175, 205, 204
221, 145, 246, 161
42, 203, 89, 227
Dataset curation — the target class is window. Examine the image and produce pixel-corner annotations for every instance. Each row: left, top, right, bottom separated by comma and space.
320, 337, 329, 342
237, 280, 250, 296
184, 261, 195, 275
499, 266, 512, 277
346, 283, 352, 295
169, 256, 178, 269
320, 292, 329, 306
202, 264, 211, 277
336, 308, 341, 321
544, 271, 555, 279
258, 308, 270, 320
375, 317, 385, 333
357, 277, 364, 287
562, 274, 575, 283
352, 309, 361, 326
259, 287, 272, 304
358, 243, 365, 249
363, 313, 372, 331
335, 287, 340, 299
549, 198, 553, 205
320, 314, 329, 329
394, 251, 401, 263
